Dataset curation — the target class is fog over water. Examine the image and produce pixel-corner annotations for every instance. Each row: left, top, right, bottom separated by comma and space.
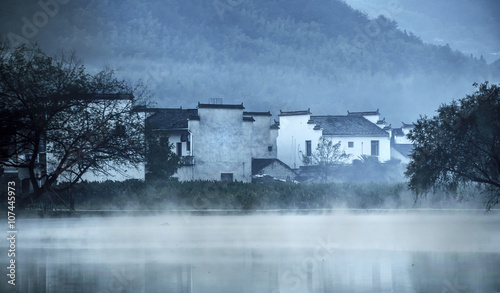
2, 211, 499, 292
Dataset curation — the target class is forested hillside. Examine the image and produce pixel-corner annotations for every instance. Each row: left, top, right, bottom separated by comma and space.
0, 0, 497, 122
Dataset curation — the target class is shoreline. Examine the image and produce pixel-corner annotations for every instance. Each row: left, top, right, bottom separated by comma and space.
17, 207, 500, 218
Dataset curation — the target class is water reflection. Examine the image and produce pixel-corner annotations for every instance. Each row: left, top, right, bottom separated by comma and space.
2, 211, 500, 292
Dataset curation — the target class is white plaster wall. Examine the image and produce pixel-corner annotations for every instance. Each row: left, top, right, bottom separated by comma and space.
176, 108, 253, 182
269, 128, 278, 158
277, 114, 322, 169
323, 136, 391, 163
391, 147, 411, 164
361, 114, 379, 124
259, 161, 297, 181
394, 133, 413, 144
167, 133, 192, 156
250, 115, 276, 158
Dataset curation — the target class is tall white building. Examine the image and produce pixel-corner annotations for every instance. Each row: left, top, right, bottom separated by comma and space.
147, 103, 280, 182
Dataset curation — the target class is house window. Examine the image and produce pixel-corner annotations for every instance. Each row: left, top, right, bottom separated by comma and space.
186, 141, 191, 152
371, 140, 379, 156
176, 142, 182, 156
180, 133, 189, 142
221, 173, 233, 182
268, 146, 273, 152
305, 140, 312, 156
348, 141, 354, 148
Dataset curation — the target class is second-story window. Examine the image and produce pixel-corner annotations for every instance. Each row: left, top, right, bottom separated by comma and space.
371, 140, 379, 156
176, 142, 182, 156
306, 140, 312, 156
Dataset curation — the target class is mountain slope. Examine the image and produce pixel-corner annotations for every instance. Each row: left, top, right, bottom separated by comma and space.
0, 0, 497, 123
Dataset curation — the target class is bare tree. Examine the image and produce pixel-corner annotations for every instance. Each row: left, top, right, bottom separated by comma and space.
0, 44, 150, 207
302, 137, 350, 182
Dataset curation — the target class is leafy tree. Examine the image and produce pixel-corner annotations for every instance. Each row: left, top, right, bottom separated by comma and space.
0, 44, 149, 207
145, 132, 181, 181
302, 137, 350, 182
406, 82, 500, 209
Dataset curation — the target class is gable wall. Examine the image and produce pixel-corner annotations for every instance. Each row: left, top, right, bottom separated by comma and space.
176, 107, 253, 182
277, 114, 322, 169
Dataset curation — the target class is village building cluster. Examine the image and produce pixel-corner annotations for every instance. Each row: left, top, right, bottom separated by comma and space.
144, 101, 413, 183
2, 99, 415, 191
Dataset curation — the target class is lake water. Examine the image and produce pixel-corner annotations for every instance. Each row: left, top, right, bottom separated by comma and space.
2, 210, 500, 292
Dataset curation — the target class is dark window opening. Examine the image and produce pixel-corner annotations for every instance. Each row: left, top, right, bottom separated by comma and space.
306, 140, 312, 156
176, 142, 182, 156
268, 146, 273, 152
186, 141, 191, 152
221, 173, 233, 182
180, 133, 189, 142
371, 140, 379, 156
348, 141, 354, 148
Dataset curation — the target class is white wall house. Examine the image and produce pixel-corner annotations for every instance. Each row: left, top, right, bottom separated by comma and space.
276, 109, 322, 169
277, 109, 392, 169
391, 122, 415, 164
392, 122, 414, 144
147, 103, 279, 182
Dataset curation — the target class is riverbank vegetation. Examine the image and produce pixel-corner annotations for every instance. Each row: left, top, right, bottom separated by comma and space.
29, 179, 486, 211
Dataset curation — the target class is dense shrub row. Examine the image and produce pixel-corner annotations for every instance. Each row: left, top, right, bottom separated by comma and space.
47, 180, 485, 211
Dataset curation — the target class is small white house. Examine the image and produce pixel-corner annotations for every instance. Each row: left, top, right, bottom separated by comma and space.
277, 109, 392, 169
391, 122, 415, 164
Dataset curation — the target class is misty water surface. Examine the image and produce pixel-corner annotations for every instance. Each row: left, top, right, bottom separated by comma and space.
2, 211, 500, 292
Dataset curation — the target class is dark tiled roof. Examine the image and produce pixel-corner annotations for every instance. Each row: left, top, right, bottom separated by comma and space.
392, 144, 414, 157
279, 109, 311, 116
244, 111, 272, 116
402, 122, 415, 128
392, 128, 404, 136
146, 108, 198, 130
347, 109, 380, 116
59, 93, 134, 101
198, 102, 245, 109
308, 115, 389, 136
243, 116, 255, 122
252, 158, 296, 175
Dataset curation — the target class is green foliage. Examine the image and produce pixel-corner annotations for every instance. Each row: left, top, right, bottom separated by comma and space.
145, 133, 180, 181
406, 82, 500, 209
51, 179, 458, 211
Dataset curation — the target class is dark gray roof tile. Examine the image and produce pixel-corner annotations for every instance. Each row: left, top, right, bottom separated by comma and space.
198, 103, 245, 109
309, 115, 389, 136
279, 109, 311, 116
244, 111, 272, 116
146, 108, 198, 130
